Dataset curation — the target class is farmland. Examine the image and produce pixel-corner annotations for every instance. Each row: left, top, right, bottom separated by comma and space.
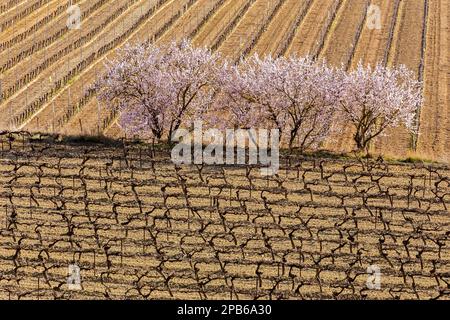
0, 0, 447, 162
0, 132, 448, 299
0, 0, 448, 300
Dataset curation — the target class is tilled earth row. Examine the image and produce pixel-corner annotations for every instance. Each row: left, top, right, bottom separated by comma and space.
0, 132, 448, 299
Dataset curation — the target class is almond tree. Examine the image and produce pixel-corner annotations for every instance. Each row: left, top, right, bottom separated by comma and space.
209, 59, 267, 130
217, 55, 341, 153
339, 63, 422, 152
95, 40, 220, 141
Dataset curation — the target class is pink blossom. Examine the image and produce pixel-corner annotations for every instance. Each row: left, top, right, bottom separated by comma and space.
215, 54, 341, 152
339, 62, 422, 151
95, 40, 220, 141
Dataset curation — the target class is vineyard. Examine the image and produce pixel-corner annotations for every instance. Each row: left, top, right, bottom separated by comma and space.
0, 132, 448, 299
0, 0, 448, 300
0, 0, 446, 162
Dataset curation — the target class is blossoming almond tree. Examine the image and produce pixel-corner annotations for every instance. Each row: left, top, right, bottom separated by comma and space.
95, 39, 220, 141
339, 63, 423, 152
95, 38, 422, 157
218, 55, 341, 153
210, 59, 267, 130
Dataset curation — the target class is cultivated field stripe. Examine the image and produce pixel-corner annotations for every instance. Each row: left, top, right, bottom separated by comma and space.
65, 0, 227, 136
249, 0, 308, 57
21, 0, 184, 133
376, 0, 426, 158
319, 0, 369, 67
192, 0, 245, 48
0, 0, 53, 33
0, 0, 64, 47
0, 0, 28, 16
417, 0, 449, 163
57, 0, 205, 135
158, 0, 225, 44
285, 0, 336, 57
0, 0, 132, 105
329, 0, 398, 153
0, 0, 108, 72
216, 0, 283, 62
